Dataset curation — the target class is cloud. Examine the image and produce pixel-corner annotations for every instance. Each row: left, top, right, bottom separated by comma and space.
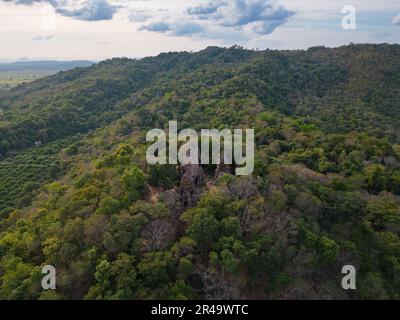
140, 0, 294, 39
5, 0, 294, 39
253, 20, 286, 35
171, 22, 205, 36
32, 35, 54, 40
186, 3, 221, 16
140, 21, 205, 37
2, 0, 118, 21
139, 22, 171, 33
2, 0, 34, 4
55, 0, 118, 21
201, 0, 295, 34
393, 15, 400, 25
129, 10, 151, 22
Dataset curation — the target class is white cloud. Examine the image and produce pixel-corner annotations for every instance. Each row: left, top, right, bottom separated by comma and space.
139, 0, 295, 39
128, 10, 151, 22
32, 34, 54, 40
0, 0, 399, 60
2, 0, 119, 21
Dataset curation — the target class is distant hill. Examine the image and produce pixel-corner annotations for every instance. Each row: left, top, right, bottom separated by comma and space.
0, 60, 94, 92
0, 60, 94, 72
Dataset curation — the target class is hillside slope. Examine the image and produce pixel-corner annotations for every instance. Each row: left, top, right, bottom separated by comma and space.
0, 44, 400, 300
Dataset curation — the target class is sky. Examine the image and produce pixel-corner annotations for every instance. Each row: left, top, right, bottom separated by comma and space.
0, 0, 399, 61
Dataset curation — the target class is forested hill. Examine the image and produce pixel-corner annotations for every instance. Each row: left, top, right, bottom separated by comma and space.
1, 44, 400, 300
1, 44, 399, 157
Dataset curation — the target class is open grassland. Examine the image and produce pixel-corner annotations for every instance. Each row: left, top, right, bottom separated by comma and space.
0, 70, 53, 91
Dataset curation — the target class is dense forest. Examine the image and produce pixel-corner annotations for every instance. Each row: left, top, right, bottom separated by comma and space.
0, 44, 400, 299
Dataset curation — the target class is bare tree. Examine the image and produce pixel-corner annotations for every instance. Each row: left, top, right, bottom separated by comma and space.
141, 219, 175, 252
196, 266, 241, 300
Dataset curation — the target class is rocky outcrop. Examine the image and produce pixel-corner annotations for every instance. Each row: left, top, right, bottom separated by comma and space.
179, 164, 205, 207
158, 165, 206, 215
215, 162, 234, 179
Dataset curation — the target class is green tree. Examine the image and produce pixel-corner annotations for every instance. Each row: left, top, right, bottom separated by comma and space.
122, 165, 148, 202
188, 210, 220, 253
